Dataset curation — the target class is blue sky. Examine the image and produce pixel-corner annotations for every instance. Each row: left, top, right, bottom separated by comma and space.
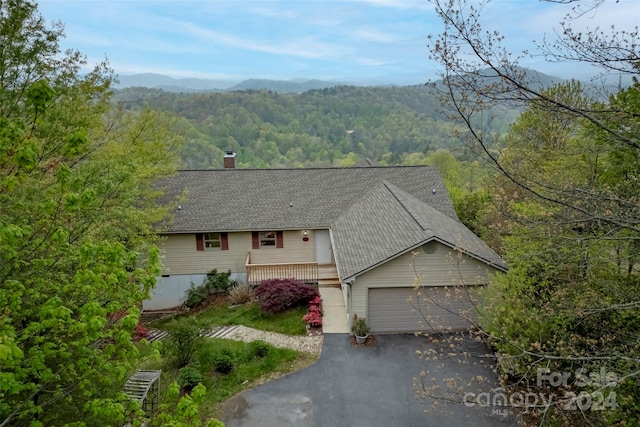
38, 0, 638, 84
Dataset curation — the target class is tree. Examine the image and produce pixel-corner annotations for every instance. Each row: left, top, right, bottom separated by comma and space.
428, 0, 639, 235
0, 1, 182, 425
418, 1, 640, 425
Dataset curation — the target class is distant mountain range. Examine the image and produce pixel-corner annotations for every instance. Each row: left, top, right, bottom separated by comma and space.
113, 69, 630, 94
113, 71, 558, 94
114, 73, 364, 93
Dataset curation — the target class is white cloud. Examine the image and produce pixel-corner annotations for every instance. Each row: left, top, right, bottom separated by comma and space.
353, 57, 391, 66
246, 5, 301, 20
352, 28, 401, 43
111, 62, 244, 80
171, 20, 352, 60
357, 0, 432, 11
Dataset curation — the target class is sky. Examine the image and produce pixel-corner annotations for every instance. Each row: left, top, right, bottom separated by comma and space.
38, 0, 639, 85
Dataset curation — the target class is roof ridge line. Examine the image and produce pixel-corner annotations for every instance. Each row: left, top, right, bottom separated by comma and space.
175, 165, 437, 172
381, 181, 429, 232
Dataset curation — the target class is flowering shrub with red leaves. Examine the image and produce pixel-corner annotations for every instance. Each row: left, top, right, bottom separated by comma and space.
302, 305, 323, 327
309, 296, 322, 306
108, 310, 147, 342
133, 323, 148, 342
303, 296, 323, 327
254, 278, 320, 314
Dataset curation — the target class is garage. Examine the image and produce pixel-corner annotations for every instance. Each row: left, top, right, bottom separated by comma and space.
368, 287, 476, 333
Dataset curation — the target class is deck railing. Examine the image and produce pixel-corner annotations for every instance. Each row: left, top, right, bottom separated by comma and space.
245, 252, 319, 285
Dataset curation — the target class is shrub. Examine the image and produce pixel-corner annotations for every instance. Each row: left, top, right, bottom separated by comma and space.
248, 340, 270, 358
132, 322, 148, 342
183, 269, 237, 309
254, 278, 319, 314
204, 269, 237, 294
228, 284, 255, 305
178, 366, 203, 392
303, 297, 323, 327
108, 310, 148, 342
309, 296, 322, 307
184, 281, 208, 309
163, 318, 203, 368
302, 305, 322, 327
211, 348, 235, 374
351, 314, 369, 337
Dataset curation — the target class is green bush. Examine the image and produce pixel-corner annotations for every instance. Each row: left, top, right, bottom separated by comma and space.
163, 318, 203, 368
184, 269, 238, 309
211, 348, 236, 374
184, 282, 208, 309
197, 341, 237, 374
204, 269, 237, 294
178, 366, 203, 391
248, 340, 270, 358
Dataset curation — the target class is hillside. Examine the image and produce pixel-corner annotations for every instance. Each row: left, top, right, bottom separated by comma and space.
113, 84, 521, 169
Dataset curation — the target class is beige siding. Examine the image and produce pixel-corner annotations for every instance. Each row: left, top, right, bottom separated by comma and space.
352, 242, 498, 321
249, 230, 315, 264
160, 230, 316, 275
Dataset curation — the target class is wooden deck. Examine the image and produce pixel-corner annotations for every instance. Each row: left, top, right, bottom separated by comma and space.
245, 252, 340, 287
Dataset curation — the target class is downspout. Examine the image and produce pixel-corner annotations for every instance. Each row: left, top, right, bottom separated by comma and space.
347, 279, 354, 334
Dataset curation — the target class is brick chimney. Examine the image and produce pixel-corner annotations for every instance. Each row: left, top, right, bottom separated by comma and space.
223, 151, 236, 169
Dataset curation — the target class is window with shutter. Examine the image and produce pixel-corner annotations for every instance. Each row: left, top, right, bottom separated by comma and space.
252, 231, 284, 249
196, 232, 229, 250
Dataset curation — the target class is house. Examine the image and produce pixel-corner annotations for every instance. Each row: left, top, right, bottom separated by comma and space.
146, 152, 507, 333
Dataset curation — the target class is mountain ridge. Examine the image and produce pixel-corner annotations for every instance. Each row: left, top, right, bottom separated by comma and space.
115, 73, 365, 93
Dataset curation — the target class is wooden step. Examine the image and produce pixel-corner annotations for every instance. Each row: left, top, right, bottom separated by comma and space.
318, 278, 341, 288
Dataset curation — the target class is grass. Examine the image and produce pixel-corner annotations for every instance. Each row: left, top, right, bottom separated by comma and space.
195, 338, 303, 417
157, 299, 309, 336
137, 335, 317, 422
137, 296, 318, 422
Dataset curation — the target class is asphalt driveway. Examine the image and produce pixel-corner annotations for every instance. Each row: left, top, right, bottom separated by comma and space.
222, 334, 517, 427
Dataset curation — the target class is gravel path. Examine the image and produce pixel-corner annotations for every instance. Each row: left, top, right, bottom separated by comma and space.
223, 325, 324, 355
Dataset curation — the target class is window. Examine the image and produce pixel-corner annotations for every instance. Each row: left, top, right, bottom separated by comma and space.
204, 232, 221, 248
260, 231, 276, 247
252, 231, 283, 249
196, 232, 228, 251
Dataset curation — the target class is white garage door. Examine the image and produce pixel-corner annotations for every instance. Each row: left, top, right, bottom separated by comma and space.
368, 287, 476, 333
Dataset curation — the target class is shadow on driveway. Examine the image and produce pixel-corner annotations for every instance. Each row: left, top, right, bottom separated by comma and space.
222, 334, 518, 427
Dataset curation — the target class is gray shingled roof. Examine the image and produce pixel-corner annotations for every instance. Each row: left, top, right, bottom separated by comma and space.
353, 158, 381, 167
158, 166, 457, 232
331, 181, 507, 281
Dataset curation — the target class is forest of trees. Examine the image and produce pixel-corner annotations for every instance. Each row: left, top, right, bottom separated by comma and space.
113, 83, 520, 169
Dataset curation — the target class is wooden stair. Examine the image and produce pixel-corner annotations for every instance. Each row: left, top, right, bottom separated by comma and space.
318, 264, 340, 288
318, 278, 341, 288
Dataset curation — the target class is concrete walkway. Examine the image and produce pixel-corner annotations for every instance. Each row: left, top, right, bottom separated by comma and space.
319, 287, 349, 333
